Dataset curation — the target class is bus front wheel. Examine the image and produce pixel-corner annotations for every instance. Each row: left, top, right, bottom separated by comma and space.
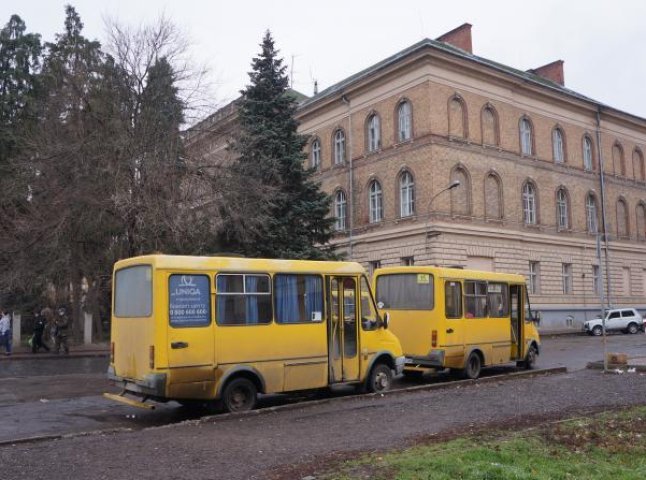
222, 377, 257, 413
366, 363, 393, 393
518, 345, 538, 370
463, 352, 482, 380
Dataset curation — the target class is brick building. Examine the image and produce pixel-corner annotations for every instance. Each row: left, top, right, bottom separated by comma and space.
185, 24, 646, 330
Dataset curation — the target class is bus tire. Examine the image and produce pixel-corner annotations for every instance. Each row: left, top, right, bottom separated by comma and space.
366, 363, 393, 393
463, 352, 482, 380
519, 345, 538, 370
221, 377, 257, 413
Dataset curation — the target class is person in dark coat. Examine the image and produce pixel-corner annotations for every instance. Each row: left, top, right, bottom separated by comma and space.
32, 309, 50, 353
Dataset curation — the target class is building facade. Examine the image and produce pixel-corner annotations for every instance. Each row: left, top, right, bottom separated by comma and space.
187, 24, 646, 331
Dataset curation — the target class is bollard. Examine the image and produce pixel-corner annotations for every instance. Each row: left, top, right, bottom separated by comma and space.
12, 312, 21, 347
84, 312, 92, 345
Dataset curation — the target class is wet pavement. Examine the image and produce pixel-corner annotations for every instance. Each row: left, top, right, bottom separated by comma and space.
0, 356, 108, 378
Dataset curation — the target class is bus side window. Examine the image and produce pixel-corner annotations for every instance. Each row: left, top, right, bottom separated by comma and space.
216, 274, 272, 325
445, 281, 462, 318
487, 282, 509, 317
274, 274, 323, 324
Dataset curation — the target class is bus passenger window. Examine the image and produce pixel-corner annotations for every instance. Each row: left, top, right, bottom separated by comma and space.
465, 281, 487, 318
445, 281, 462, 318
487, 283, 509, 317
274, 274, 323, 323
216, 274, 272, 325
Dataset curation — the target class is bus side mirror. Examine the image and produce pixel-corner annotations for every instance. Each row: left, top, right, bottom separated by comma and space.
532, 311, 541, 325
380, 311, 390, 329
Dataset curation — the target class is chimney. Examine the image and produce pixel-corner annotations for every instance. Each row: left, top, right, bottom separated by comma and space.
528, 60, 565, 86
436, 23, 473, 54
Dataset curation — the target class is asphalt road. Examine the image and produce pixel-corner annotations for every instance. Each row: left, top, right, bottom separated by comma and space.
0, 332, 644, 444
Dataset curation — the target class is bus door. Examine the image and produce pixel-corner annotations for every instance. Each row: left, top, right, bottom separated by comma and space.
166, 273, 215, 378
328, 277, 360, 383
509, 285, 523, 359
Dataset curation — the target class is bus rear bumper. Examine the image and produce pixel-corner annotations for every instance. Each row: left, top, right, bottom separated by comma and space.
107, 366, 167, 398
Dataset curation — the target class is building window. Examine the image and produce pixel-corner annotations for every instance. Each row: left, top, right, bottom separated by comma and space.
333, 129, 345, 165
562, 263, 573, 294
522, 182, 537, 225
334, 190, 347, 231
556, 188, 569, 230
583, 136, 594, 171
633, 149, 645, 181
528, 261, 540, 295
612, 142, 625, 176
592, 265, 600, 295
481, 105, 498, 146
617, 198, 629, 238
310, 138, 321, 169
636, 203, 646, 240
520, 118, 533, 156
484, 173, 502, 219
400, 171, 415, 217
586, 194, 598, 233
369, 180, 383, 223
449, 96, 466, 138
401, 256, 414, 266
398, 101, 412, 141
552, 128, 565, 163
622, 267, 631, 295
450, 166, 471, 216
367, 114, 380, 152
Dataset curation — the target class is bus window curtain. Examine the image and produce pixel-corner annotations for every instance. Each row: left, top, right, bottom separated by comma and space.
276, 275, 300, 323
304, 276, 322, 321
246, 276, 259, 324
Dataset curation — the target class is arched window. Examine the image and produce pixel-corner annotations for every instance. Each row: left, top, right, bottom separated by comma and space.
369, 180, 383, 223
397, 101, 412, 142
334, 190, 347, 231
310, 138, 321, 169
481, 105, 498, 146
399, 171, 415, 217
617, 198, 629, 238
612, 142, 625, 176
449, 96, 466, 138
484, 173, 502, 219
636, 203, 646, 240
556, 188, 569, 230
520, 118, 533, 156
450, 167, 471, 216
552, 127, 565, 163
586, 193, 599, 233
522, 181, 537, 225
633, 149, 645, 181
583, 136, 594, 171
367, 114, 380, 152
333, 129, 345, 165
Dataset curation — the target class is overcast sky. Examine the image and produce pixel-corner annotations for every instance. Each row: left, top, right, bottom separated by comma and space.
4, 1, 646, 122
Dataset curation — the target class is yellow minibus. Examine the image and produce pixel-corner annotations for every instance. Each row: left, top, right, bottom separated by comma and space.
107, 255, 404, 412
373, 266, 540, 379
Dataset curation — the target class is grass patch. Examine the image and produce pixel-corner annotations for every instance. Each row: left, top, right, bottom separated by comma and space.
322, 406, 646, 480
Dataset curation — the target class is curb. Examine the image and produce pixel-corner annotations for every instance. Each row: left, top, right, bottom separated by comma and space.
586, 361, 646, 372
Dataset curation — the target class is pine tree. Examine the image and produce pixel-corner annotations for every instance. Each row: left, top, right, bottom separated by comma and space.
226, 31, 336, 259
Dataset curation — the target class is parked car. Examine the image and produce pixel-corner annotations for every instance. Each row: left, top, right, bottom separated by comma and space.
582, 308, 644, 336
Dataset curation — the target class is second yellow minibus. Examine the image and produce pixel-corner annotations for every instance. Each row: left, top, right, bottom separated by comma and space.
107, 255, 404, 412
374, 266, 540, 379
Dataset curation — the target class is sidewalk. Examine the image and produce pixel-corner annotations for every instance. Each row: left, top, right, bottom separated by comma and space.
0, 342, 109, 361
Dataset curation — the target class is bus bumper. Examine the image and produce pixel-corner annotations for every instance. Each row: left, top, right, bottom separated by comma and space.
107, 365, 167, 398
395, 356, 406, 375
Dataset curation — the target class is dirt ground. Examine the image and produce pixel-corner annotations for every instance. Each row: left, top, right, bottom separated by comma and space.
1, 369, 645, 480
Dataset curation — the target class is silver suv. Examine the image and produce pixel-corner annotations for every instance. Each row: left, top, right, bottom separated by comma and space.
583, 308, 644, 336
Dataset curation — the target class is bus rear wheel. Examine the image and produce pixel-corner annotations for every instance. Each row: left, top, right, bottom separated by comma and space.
366, 363, 393, 393
222, 377, 257, 413
463, 352, 482, 380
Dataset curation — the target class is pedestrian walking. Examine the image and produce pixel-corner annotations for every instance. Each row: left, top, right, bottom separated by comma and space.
31, 309, 50, 353
53, 307, 70, 355
0, 309, 12, 356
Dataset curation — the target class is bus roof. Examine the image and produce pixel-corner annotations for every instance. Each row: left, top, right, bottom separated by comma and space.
374, 266, 526, 283
114, 254, 367, 275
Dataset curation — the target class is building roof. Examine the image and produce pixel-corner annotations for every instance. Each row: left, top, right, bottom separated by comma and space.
299, 37, 644, 124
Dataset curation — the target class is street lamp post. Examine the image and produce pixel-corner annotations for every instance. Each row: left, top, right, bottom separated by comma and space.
425, 180, 461, 251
